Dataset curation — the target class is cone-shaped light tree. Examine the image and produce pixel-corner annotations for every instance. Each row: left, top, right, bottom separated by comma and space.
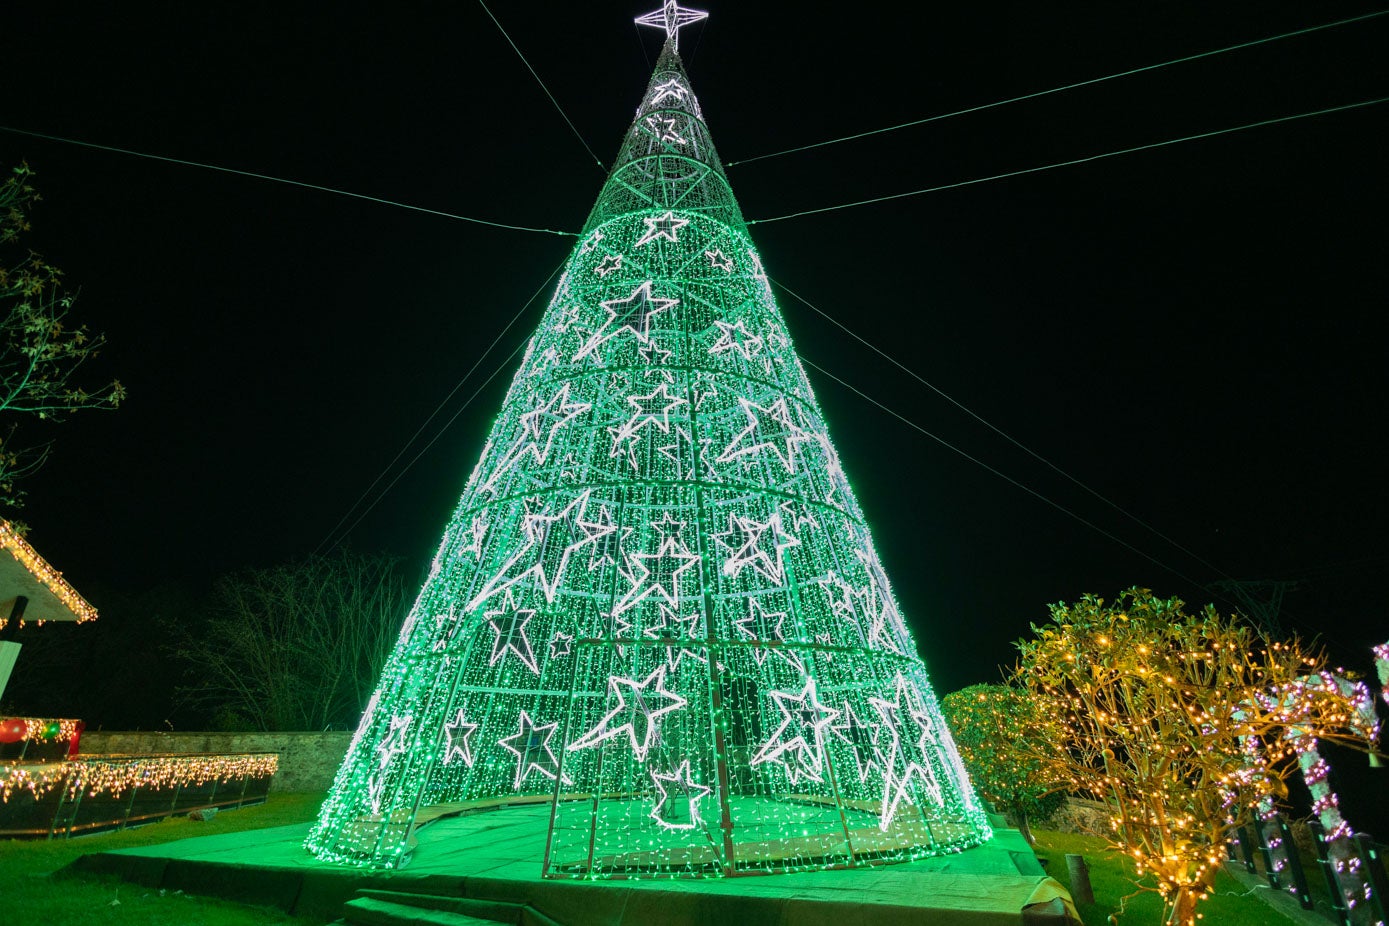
307, 5, 991, 877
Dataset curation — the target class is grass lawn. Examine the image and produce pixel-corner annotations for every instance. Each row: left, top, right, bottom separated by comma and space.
0, 792, 327, 926
1032, 829, 1299, 926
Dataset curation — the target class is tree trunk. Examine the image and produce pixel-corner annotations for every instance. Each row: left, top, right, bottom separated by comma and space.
1164, 887, 1199, 926
1016, 809, 1035, 845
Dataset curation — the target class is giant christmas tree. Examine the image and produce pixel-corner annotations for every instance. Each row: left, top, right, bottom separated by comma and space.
307, 3, 991, 877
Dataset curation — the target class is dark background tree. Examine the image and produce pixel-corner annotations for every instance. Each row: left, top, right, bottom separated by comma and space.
169, 549, 411, 732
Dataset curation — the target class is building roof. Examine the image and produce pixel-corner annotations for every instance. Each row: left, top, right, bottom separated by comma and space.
0, 521, 98, 625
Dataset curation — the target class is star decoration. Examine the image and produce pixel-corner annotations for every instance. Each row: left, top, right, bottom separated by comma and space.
650, 760, 712, 830
579, 229, 605, 254
650, 512, 686, 543
468, 489, 617, 609
705, 249, 734, 273
716, 397, 810, 473
748, 249, 767, 279
607, 384, 689, 470
645, 604, 706, 672
481, 382, 591, 493
568, 665, 688, 761
733, 597, 799, 670
714, 510, 800, 584
708, 319, 764, 362
442, 708, 479, 768
870, 675, 944, 829
484, 592, 540, 675
595, 253, 623, 277
376, 714, 411, 772
586, 505, 629, 572
573, 281, 678, 362
554, 304, 581, 332
820, 571, 855, 617
499, 710, 570, 789
750, 679, 839, 786
829, 701, 880, 783
650, 78, 688, 107
855, 547, 909, 654
634, 210, 690, 248
636, 339, 674, 371
634, 0, 709, 48
615, 536, 700, 615
643, 114, 687, 146
459, 513, 488, 558
549, 631, 574, 659
368, 712, 412, 811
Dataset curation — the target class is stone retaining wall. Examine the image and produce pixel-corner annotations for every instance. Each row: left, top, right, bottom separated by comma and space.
78, 731, 351, 793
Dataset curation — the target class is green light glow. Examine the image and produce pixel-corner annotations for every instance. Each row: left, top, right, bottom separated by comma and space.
306, 38, 991, 878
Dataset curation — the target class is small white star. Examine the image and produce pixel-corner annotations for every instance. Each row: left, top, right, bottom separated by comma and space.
634, 210, 690, 248
650, 760, 712, 830
499, 710, 570, 788
708, 319, 764, 362
705, 249, 734, 273
485, 592, 540, 675
442, 709, 478, 768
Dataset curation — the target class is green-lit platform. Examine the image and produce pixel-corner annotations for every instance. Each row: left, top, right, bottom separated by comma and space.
70, 803, 1077, 925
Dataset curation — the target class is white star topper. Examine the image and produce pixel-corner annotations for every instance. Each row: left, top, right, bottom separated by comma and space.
634, 2, 708, 48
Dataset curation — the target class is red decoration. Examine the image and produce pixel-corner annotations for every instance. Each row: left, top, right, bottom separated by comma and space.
0, 717, 28, 744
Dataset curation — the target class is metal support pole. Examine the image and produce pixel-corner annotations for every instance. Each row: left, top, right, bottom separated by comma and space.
1277, 816, 1314, 910
1309, 819, 1353, 926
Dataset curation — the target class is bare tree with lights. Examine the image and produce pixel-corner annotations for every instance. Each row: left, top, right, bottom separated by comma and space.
0, 162, 125, 513
1012, 588, 1380, 926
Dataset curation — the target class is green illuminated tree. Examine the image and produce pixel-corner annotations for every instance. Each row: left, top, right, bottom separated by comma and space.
0, 163, 125, 512
940, 683, 1066, 845
1013, 589, 1376, 926
308, 16, 990, 877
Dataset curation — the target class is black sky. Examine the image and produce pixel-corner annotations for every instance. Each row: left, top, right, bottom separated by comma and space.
4, 2, 1387, 705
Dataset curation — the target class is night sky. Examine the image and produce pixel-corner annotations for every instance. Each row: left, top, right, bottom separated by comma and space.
4, 3, 1386, 718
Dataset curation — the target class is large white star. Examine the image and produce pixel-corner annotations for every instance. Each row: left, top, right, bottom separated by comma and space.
716, 396, 810, 473
468, 489, 617, 609
650, 78, 688, 106
614, 536, 700, 615
750, 679, 839, 786
573, 281, 678, 362
499, 710, 570, 789
568, 665, 688, 762
870, 674, 944, 830
481, 382, 590, 494
634, 210, 690, 248
713, 510, 800, 585
607, 383, 689, 470
650, 760, 713, 831
442, 708, 479, 768
484, 591, 539, 675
